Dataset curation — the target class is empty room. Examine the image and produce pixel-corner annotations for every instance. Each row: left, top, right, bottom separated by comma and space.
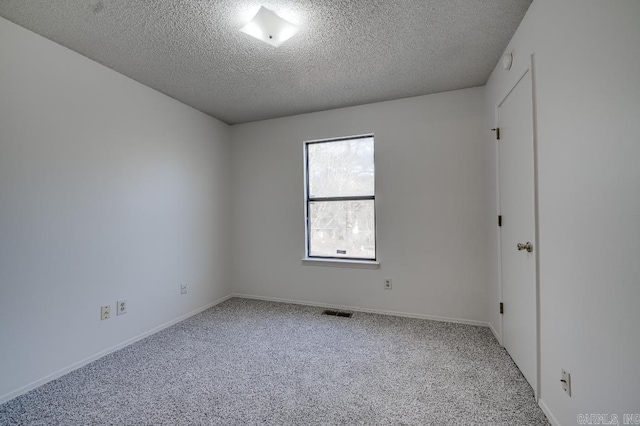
1, 0, 638, 425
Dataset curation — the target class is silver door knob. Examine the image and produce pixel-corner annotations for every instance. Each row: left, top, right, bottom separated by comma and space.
517, 242, 533, 253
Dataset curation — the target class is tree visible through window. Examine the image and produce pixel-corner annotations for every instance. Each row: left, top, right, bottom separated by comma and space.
304, 134, 375, 261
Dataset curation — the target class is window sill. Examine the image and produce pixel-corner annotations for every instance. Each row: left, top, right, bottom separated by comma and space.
302, 258, 380, 269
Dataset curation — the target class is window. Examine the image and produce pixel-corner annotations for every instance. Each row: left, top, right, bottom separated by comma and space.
304, 134, 376, 261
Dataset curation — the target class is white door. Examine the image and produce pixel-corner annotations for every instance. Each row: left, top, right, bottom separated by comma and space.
498, 69, 537, 393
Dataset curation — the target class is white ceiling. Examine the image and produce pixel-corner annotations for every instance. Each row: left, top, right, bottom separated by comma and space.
0, 0, 532, 124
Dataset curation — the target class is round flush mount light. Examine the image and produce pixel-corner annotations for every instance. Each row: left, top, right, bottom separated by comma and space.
240, 6, 299, 48
502, 51, 514, 70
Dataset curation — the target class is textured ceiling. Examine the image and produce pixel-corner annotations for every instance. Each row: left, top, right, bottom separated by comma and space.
0, 0, 532, 124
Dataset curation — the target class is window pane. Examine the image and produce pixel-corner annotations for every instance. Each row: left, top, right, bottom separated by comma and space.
308, 137, 374, 198
309, 200, 375, 259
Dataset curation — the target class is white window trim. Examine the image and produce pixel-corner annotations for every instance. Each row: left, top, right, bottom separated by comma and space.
301, 257, 380, 269
303, 133, 377, 265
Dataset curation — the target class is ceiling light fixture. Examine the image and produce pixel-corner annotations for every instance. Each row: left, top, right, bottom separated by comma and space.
240, 6, 299, 47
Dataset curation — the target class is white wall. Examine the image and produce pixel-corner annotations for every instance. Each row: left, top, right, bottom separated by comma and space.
230, 88, 491, 324
485, 0, 640, 423
0, 17, 232, 401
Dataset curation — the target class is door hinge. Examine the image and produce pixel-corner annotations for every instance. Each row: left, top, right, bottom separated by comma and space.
500, 302, 504, 314
498, 215, 502, 227
491, 127, 500, 140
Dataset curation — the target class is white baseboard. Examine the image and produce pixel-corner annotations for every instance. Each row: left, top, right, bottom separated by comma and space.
0, 294, 233, 405
538, 398, 561, 426
488, 322, 501, 344
232, 293, 490, 328
1, 293, 492, 405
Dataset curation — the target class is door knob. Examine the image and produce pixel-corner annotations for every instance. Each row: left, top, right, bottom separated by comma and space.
517, 242, 533, 253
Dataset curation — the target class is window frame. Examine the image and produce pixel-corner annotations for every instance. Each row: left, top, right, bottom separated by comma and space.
303, 133, 377, 262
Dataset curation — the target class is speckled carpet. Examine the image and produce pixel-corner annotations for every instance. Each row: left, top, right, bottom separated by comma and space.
0, 298, 549, 425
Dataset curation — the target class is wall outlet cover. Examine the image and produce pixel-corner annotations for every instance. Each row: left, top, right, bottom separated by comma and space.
117, 299, 127, 315
101, 305, 111, 320
561, 369, 571, 397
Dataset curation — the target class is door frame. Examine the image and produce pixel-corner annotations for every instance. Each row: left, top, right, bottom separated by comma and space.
494, 54, 541, 400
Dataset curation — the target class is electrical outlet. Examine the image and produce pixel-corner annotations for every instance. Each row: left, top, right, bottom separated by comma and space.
384, 278, 392, 290
116, 299, 127, 315
181, 283, 187, 295
101, 305, 111, 320
561, 369, 571, 397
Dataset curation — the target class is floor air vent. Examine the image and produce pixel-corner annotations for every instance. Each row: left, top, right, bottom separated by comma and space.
322, 310, 353, 318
